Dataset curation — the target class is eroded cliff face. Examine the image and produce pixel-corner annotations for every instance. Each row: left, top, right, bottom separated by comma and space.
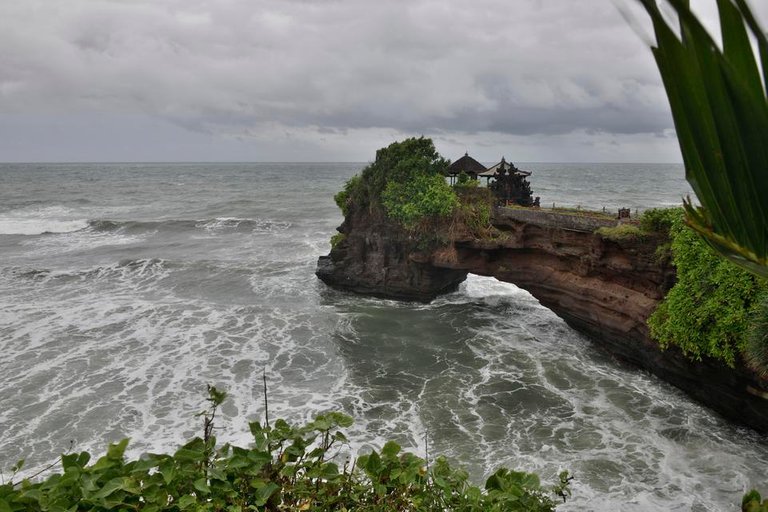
316, 207, 468, 301
316, 206, 768, 433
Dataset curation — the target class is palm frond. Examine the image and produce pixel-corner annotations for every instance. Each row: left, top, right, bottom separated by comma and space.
637, 0, 768, 278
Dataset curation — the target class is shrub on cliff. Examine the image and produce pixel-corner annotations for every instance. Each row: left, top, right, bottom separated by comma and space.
452, 187, 495, 239
596, 208, 677, 244
382, 172, 458, 228
639, 207, 678, 234
745, 298, 768, 379
334, 137, 458, 229
334, 175, 362, 216
648, 209, 767, 367
595, 223, 645, 242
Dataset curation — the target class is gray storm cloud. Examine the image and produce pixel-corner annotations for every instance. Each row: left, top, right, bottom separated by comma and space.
1, 0, 766, 161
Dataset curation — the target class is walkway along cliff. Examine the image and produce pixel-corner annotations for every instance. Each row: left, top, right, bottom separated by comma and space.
317, 204, 768, 434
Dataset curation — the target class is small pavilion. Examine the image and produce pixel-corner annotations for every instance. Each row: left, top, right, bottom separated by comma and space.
445, 152, 487, 184
480, 156, 531, 180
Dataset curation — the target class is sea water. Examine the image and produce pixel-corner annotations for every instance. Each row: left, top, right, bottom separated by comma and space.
0, 162, 766, 511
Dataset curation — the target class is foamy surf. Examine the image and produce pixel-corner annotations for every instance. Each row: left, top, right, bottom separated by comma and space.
1, 162, 765, 512
0, 218, 89, 235
0, 205, 91, 235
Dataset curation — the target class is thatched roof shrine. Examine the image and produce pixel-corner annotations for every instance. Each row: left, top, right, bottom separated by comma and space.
446, 152, 487, 181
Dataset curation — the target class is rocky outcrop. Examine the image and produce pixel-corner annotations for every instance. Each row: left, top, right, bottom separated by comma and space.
316, 206, 768, 433
316, 209, 468, 301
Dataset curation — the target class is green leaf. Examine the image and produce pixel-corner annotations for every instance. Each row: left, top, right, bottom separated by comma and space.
254, 482, 280, 506
207, 467, 226, 482
91, 477, 125, 499
178, 437, 206, 453
174, 443, 205, 463
193, 478, 210, 494
327, 412, 354, 428
159, 462, 176, 485
107, 439, 130, 460
381, 441, 401, 458
177, 494, 197, 510
60, 453, 78, 471
363, 451, 382, 475
206, 385, 227, 406
20, 489, 42, 502
311, 416, 331, 431
129, 458, 159, 473
246, 450, 272, 467
320, 462, 339, 480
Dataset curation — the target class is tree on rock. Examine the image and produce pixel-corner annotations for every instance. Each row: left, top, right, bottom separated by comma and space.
335, 137, 458, 229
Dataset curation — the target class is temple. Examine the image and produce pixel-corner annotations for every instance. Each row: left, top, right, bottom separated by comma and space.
447, 153, 537, 207
445, 152, 487, 184
486, 157, 536, 207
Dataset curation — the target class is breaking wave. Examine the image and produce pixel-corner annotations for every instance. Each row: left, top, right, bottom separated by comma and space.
86, 217, 291, 235
0, 216, 90, 235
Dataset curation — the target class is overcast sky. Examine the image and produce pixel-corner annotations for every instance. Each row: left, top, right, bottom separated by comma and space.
1, 0, 766, 163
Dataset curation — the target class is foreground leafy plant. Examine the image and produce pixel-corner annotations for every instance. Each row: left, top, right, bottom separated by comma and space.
743, 489, 768, 512
1, 386, 570, 511
636, 0, 768, 278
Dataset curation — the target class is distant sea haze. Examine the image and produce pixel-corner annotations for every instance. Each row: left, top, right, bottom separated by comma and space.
1, 162, 763, 511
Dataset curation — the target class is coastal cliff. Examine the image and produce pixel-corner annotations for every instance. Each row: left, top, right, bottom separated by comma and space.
317, 205, 768, 434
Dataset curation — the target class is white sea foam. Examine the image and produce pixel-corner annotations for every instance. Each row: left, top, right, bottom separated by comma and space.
461, 274, 537, 300
197, 217, 292, 233
20, 230, 145, 256
2, 163, 767, 510
0, 205, 92, 235
0, 216, 89, 235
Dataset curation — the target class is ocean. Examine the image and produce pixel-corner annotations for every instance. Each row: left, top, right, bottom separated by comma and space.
1, 162, 766, 511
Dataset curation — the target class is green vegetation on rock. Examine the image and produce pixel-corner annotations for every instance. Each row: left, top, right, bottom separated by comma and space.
330, 232, 346, 249
454, 188, 495, 239
1, 387, 571, 511
638, 207, 678, 234
596, 208, 678, 243
334, 175, 362, 217
647, 209, 767, 367
334, 137, 456, 229
595, 223, 645, 242
745, 297, 768, 379
382, 171, 458, 228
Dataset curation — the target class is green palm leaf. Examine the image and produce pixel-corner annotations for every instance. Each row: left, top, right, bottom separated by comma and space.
637, 0, 768, 278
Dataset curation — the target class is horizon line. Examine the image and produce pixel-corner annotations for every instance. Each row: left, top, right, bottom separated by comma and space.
0, 160, 685, 165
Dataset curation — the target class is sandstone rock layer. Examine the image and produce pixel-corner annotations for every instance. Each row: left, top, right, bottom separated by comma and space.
317, 207, 768, 433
